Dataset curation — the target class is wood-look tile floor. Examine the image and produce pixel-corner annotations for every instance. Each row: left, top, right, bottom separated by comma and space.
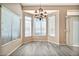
10, 41, 79, 56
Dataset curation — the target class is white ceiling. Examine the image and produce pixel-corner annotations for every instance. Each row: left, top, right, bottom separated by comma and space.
23, 10, 59, 15
22, 3, 79, 6
22, 1, 79, 14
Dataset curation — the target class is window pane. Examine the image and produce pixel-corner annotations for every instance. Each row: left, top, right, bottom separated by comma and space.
33, 19, 41, 36
25, 16, 31, 37
1, 6, 12, 44
41, 19, 46, 36
12, 14, 20, 39
1, 5, 20, 45
33, 18, 46, 36
48, 15, 55, 36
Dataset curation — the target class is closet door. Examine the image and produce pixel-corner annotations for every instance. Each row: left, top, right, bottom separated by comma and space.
66, 16, 79, 45
72, 17, 79, 45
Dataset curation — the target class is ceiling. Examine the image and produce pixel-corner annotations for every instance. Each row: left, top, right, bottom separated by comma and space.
21, 2, 79, 15
23, 10, 59, 15
21, 3, 79, 7
21, 0, 79, 6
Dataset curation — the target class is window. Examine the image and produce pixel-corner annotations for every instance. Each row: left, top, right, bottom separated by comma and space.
33, 18, 46, 36
1, 6, 12, 38
48, 15, 55, 36
1, 5, 20, 45
41, 18, 46, 36
25, 16, 32, 37
24, 14, 56, 37
12, 14, 20, 39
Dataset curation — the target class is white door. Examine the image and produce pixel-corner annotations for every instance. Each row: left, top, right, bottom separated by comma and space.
66, 16, 79, 46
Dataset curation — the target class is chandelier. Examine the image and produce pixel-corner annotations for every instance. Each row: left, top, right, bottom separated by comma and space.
34, 6, 48, 20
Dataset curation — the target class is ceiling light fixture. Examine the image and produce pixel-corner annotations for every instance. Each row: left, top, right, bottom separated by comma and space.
34, 2, 48, 20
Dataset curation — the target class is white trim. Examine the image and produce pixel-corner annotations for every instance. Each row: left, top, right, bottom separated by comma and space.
48, 40, 59, 45
59, 44, 67, 46
72, 45, 79, 47
67, 44, 79, 47
23, 40, 48, 44
67, 10, 79, 16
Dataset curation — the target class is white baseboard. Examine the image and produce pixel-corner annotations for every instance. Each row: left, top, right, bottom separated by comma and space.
73, 45, 79, 47
48, 40, 59, 45
59, 44, 67, 46
68, 44, 79, 47
23, 40, 48, 44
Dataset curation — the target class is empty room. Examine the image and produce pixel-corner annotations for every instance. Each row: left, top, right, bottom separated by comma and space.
0, 2, 79, 56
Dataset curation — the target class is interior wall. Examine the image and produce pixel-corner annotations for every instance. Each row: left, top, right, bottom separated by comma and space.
23, 5, 79, 45
0, 4, 23, 56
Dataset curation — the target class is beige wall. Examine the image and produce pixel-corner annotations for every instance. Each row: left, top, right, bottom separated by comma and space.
23, 5, 79, 45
